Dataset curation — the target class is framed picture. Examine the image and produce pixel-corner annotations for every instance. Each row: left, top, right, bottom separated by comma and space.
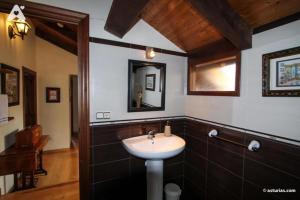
46, 87, 60, 103
262, 46, 300, 96
0, 63, 20, 106
145, 74, 156, 91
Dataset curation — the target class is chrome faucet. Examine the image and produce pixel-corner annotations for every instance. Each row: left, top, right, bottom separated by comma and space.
147, 130, 156, 140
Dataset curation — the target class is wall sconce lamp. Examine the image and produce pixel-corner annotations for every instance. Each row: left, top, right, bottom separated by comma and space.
146, 47, 155, 59
8, 19, 31, 40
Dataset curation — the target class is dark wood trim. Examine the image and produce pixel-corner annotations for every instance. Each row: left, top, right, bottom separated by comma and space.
0, 0, 87, 24
22, 66, 37, 128
187, 91, 240, 96
187, 0, 252, 50
0, 1, 90, 200
77, 14, 90, 200
90, 115, 185, 124
254, 12, 300, 34
104, 0, 150, 38
70, 75, 74, 139
70, 74, 78, 143
44, 148, 72, 154
89, 37, 188, 57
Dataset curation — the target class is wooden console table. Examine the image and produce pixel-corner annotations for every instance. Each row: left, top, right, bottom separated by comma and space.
0, 135, 49, 191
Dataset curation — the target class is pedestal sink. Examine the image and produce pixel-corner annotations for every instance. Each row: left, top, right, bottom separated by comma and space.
122, 133, 185, 200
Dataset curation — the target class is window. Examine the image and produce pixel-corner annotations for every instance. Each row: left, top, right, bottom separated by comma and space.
188, 53, 241, 96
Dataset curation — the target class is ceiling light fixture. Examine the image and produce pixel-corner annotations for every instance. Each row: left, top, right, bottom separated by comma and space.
57, 22, 64, 28
145, 47, 155, 59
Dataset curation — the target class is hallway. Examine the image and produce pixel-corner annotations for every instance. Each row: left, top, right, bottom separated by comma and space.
1, 182, 79, 200
36, 148, 79, 188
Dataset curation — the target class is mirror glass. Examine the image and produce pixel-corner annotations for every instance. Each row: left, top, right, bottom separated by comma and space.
128, 60, 166, 112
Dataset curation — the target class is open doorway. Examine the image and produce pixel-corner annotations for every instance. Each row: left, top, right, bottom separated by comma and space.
0, 1, 89, 200
1, 11, 79, 190
70, 75, 79, 149
22, 66, 37, 128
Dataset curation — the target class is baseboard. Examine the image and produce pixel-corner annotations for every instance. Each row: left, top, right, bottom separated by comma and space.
4, 181, 79, 196
44, 148, 72, 154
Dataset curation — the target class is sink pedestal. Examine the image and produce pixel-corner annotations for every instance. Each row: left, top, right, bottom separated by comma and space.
145, 160, 163, 200
122, 134, 186, 200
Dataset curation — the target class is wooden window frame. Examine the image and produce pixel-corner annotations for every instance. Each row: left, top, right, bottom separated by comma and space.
187, 52, 241, 96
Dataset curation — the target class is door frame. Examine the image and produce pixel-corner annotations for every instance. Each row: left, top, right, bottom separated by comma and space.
0, 1, 90, 200
22, 66, 37, 128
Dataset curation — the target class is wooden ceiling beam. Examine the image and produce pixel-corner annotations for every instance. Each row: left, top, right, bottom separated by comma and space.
32, 19, 77, 46
188, 39, 238, 63
187, 0, 252, 50
105, 0, 150, 38
42, 21, 77, 41
31, 19, 77, 55
35, 28, 77, 55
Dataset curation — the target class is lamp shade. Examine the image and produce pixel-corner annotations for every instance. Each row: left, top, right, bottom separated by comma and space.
146, 47, 155, 59
8, 19, 31, 40
15, 20, 31, 35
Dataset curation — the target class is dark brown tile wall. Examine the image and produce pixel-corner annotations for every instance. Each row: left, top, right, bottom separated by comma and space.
90, 119, 185, 200
184, 118, 300, 200
90, 118, 300, 200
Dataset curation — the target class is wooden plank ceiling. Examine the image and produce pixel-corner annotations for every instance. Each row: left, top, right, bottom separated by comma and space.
141, 0, 300, 54
142, 0, 223, 52
228, 0, 300, 28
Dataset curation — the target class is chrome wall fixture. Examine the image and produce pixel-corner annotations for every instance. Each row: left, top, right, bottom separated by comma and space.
208, 129, 261, 152
145, 47, 155, 59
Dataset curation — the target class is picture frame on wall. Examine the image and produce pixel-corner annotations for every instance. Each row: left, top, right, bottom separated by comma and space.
0, 63, 20, 106
262, 46, 300, 97
46, 87, 60, 103
145, 74, 156, 91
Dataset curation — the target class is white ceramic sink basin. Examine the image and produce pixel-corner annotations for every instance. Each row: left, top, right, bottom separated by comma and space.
122, 133, 185, 160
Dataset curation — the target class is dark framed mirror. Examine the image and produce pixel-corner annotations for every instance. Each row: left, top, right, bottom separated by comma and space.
128, 59, 166, 112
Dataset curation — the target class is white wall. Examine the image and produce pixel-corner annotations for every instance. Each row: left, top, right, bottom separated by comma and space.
90, 43, 186, 122
35, 37, 78, 151
185, 21, 300, 141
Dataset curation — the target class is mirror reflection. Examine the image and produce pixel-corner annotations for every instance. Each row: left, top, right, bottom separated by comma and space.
128, 60, 166, 112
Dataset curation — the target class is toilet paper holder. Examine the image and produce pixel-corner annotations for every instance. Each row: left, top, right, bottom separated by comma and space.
208, 129, 261, 152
